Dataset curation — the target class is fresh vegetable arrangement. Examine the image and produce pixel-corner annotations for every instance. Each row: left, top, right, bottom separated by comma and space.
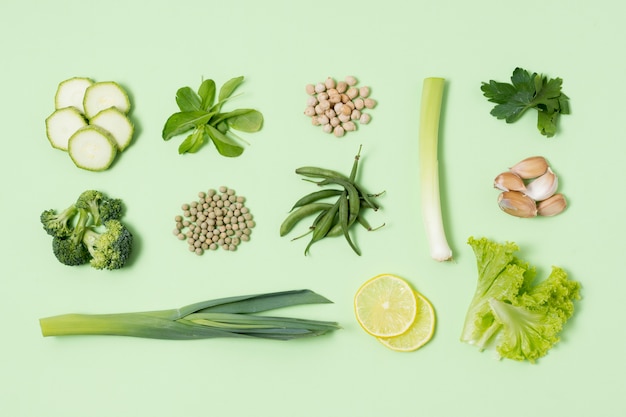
461, 237, 581, 362
419, 77, 452, 262
173, 186, 255, 254
494, 156, 567, 218
304, 75, 376, 137
481, 67, 570, 137
45, 77, 134, 171
280, 146, 384, 255
37, 67, 584, 364
40, 290, 340, 341
40, 190, 133, 270
162, 75, 263, 157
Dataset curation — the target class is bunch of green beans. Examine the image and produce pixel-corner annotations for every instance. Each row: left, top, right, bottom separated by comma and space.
280, 146, 384, 255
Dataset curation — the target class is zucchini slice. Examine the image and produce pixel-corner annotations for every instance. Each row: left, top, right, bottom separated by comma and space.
68, 125, 118, 171
90, 107, 134, 151
45, 107, 88, 151
54, 77, 94, 114
83, 81, 131, 119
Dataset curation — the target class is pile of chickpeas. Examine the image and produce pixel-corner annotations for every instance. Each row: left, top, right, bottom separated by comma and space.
304, 75, 377, 137
173, 186, 255, 255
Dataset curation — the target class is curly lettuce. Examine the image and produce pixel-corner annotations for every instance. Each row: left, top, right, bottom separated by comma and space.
461, 237, 581, 363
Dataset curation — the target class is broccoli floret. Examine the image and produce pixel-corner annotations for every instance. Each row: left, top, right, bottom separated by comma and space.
82, 220, 133, 270
76, 190, 124, 225
40, 204, 78, 238
52, 235, 91, 266
75, 190, 103, 225
98, 197, 123, 223
50, 207, 91, 266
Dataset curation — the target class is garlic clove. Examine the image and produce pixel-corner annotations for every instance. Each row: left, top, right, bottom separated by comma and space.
537, 193, 567, 216
509, 156, 549, 179
497, 191, 538, 218
524, 168, 558, 201
494, 171, 526, 192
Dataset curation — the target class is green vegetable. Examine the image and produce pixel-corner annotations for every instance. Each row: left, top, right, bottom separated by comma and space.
40, 190, 133, 270
280, 147, 384, 255
419, 77, 452, 261
460, 237, 581, 363
54, 77, 94, 114
76, 190, 123, 226
83, 81, 131, 120
162, 76, 264, 157
39, 289, 340, 341
83, 220, 133, 270
481, 67, 570, 137
90, 107, 134, 151
45, 77, 135, 171
68, 125, 118, 171
45, 107, 88, 151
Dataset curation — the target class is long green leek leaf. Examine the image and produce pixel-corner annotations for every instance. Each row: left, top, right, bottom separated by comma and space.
40, 290, 340, 341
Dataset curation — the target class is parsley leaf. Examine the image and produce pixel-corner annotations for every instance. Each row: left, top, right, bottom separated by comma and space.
481, 67, 570, 137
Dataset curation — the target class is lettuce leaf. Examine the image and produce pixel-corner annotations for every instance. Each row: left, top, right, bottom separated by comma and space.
461, 237, 581, 363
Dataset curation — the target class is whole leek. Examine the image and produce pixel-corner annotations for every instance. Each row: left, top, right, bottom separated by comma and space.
419, 77, 452, 261
40, 290, 340, 341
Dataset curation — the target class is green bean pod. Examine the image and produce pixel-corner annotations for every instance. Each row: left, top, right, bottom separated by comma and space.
356, 214, 385, 231
289, 189, 343, 211
295, 166, 350, 181
339, 192, 361, 255
304, 200, 340, 255
279, 203, 333, 236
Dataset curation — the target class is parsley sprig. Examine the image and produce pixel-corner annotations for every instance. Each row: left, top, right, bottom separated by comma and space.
162, 76, 263, 157
481, 67, 570, 137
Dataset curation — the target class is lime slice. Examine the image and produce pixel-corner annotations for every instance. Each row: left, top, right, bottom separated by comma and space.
377, 291, 435, 352
354, 274, 417, 338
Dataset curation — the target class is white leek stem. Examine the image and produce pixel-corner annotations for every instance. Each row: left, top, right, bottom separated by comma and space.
419, 77, 452, 261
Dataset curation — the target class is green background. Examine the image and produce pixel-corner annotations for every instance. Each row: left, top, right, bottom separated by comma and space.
1, 0, 623, 415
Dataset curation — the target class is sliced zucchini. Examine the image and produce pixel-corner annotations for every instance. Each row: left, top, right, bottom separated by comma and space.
67, 125, 118, 171
90, 107, 134, 151
83, 81, 131, 119
54, 77, 94, 113
45, 107, 88, 151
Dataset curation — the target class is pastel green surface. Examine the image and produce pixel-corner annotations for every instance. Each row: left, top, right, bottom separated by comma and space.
1, 0, 622, 416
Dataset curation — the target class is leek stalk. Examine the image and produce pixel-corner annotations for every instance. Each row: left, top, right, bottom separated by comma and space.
40, 289, 340, 341
419, 77, 452, 261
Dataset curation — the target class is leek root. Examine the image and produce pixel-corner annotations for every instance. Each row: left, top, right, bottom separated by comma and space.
418, 77, 452, 261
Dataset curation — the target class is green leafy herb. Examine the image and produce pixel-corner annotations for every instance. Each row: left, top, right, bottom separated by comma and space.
162, 76, 263, 157
480, 67, 570, 137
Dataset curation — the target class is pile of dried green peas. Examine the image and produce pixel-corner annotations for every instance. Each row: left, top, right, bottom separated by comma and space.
279, 146, 384, 255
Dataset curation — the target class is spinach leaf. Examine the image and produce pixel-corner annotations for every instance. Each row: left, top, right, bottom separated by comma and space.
176, 87, 202, 112
178, 125, 207, 154
206, 124, 244, 157
162, 111, 213, 141
226, 109, 263, 133
198, 79, 216, 111
218, 76, 244, 102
